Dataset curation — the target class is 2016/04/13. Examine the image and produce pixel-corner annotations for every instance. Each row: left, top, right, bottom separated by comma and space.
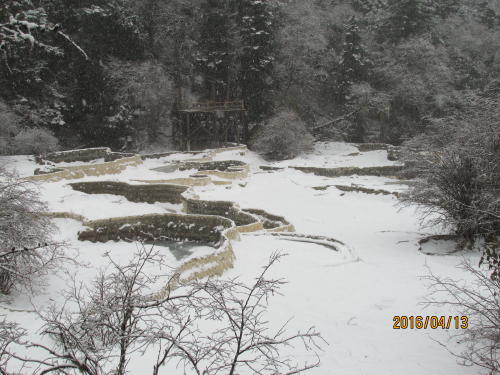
393, 316, 468, 329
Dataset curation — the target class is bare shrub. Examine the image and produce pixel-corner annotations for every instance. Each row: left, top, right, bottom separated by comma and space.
12, 128, 60, 155
397, 93, 499, 374
250, 110, 314, 160
15, 249, 324, 374
0, 168, 64, 294
423, 260, 500, 374
18, 245, 185, 375
151, 252, 324, 375
0, 319, 26, 374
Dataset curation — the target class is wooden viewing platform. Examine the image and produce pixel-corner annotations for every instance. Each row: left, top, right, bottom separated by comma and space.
177, 100, 245, 113
173, 97, 246, 150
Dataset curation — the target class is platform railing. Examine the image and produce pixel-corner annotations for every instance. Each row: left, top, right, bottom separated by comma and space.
178, 100, 245, 112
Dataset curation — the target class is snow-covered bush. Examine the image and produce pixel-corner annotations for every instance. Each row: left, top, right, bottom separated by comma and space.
0, 102, 23, 155
0, 168, 63, 294
250, 110, 314, 160
0, 100, 60, 155
401, 95, 499, 245
12, 128, 60, 155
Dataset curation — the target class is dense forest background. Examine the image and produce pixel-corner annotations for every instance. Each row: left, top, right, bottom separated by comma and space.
1, 0, 498, 153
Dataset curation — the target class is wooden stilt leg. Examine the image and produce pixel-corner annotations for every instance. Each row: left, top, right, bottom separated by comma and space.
186, 113, 191, 151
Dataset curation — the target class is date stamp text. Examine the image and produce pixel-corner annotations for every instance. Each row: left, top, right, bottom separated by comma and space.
393, 316, 468, 329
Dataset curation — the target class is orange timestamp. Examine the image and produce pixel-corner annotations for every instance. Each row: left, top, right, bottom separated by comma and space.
393, 315, 468, 329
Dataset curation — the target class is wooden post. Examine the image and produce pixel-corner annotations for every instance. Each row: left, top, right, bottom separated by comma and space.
172, 116, 177, 148
213, 112, 218, 147
225, 117, 229, 143
176, 86, 182, 109
210, 81, 216, 102
186, 112, 191, 151
241, 111, 248, 143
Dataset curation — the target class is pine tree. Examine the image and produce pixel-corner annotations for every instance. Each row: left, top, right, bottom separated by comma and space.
477, 1, 497, 29
196, 0, 235, 100
237, 0, 277, 129
432, 0, 460, 19
382, 0, 434, 42
337, 16, 369, 103
0, 0, 70, 100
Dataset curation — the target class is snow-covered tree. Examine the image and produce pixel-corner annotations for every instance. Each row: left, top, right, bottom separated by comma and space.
381, 0, 434, 42
337, 16, 370, 103
196, 0, 235, 100
141, 0, 199, 109
275, 1, 357, 128
105, 59, 175, 148
0, 1, 86, 102
237, 0, 277, 128
431, 0, 460, 19
0, 167, 64, 294
0, 318, 25, 374
477, 1, 497, 28
0, 0, 89, 58
191, 0, 278, 135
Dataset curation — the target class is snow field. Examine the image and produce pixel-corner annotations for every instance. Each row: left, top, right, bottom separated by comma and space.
0, 142, 481, 374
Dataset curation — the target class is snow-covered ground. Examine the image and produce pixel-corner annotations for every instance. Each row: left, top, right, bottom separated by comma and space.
212, 141, 399, 169
0, 142, 481, 374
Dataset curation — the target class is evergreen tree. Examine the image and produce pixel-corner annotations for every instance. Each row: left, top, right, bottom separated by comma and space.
136, 0, 161, 54
382, 0, 434, 42
0, 0, 88, 134
162, 1, 199, 92
477, 1, 497, 29
431, 0, 460, 19
62, 59, 129, 149
47, 0, 145, 61
196, 0, 235, 100
337, 16, 369, 103
45, 0, 145, 147
237, 0, 277, 130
